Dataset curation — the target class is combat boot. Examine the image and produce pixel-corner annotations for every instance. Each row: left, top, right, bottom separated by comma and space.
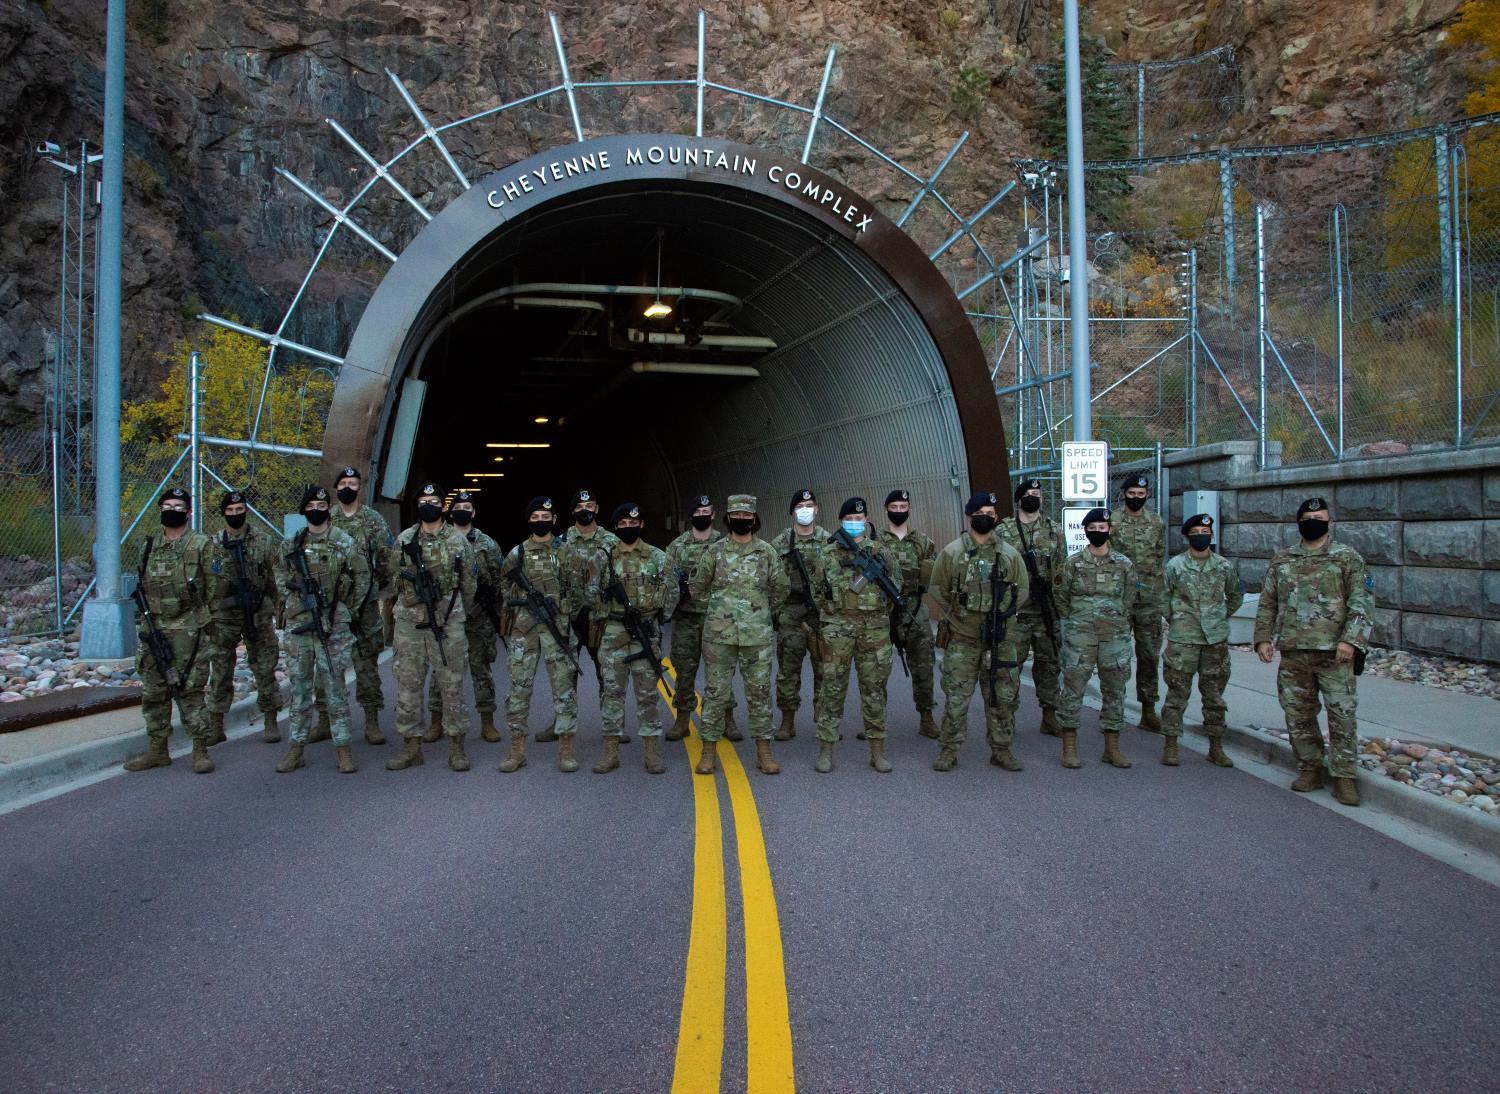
1102, 731, 1133, 769
774, 709, 796, 741
335, 745, 356, 774
989, 745, 1023, 771
557, 734, 579, 773
666, 707, 691, 742
918, 710, 939, 740
593, 736, 621, 774
263, 712, 282, 744
1161, 738, 1180, 766
814, 741, 835, 774
725, 709, 743, 742
479, 712, 502, 744
310, 710, 331, 743
755, 739, 780, 775
362, 705, 385, 746
869, 739, 893, 774
191, 741, 215, 774
1139, 707, 1162, 733
1206, 735, 1235, 768
536, 720, 559, 743
644, 736, 666, 775
499, 733, 527, 773
123, 736, 171, 772
276, 743, 306, 773
933, 745, 958, 772
694, 740, 718, 776
1039, 707, 1061, 737
1290, 765, 1325, 792
386, 736, 424, 771
423, 711, 444, 744
1331, 776, 1361, 807
1060, 730, 1082, 769
448, 734, 471, 772
208, 710, 227, 745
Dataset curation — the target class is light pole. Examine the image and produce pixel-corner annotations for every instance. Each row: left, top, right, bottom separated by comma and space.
1063, 0, 1092, 443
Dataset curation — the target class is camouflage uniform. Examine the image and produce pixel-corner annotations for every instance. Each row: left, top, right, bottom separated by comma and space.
561, 523, 619, 682
133, 529, 214, 745
872, 526, 937, 715
501, 538, 594, 736
1253, 539, 1374, 778
1055, 548, 1139, 734
689, 534, 790, 742
771, 525, 831, 712
807, 533, 902, 742
998, 513, 1066, 712
595, 539, 680, 738
330, 503, 395, 715
206, 523, 282, 725
930, 533, 1030, 749
1161, 549, 1243, 738
431, 525, 505, 720
277, 526, 362, 746
664, 527, 725, 719
1112, 505, 1166, 706
390, 522, 477, 740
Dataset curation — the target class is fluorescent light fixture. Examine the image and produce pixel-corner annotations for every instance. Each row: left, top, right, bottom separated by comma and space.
485, 443, 551, 449
533, 416, 549, 424
631, 361, 760, 378
464, 473, 505, 478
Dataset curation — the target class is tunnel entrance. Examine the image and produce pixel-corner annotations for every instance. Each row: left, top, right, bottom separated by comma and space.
323, 135, 1009, 543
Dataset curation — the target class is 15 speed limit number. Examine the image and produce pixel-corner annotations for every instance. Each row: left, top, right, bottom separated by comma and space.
1061, 441, 1109, 504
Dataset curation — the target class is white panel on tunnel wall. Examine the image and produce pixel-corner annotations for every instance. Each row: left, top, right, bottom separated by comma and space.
379, 377, 427, 502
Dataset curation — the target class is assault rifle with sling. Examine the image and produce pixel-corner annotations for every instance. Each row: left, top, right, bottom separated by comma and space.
831, 528, 912, 677
503, 558, 582, 673
285, 530, 332, 658
131, 537, 185, 698
399, 537, 460, 667
979, 559, 1020, 708
602, 558, 680, 704
223, 532, 261, 636
1012, 516, 1059, 650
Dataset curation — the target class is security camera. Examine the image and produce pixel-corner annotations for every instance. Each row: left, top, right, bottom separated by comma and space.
1023, 171, 1039, 186
36, 141, 61, 157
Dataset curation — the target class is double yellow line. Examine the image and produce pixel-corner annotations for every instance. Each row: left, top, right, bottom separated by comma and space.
659, 662, 795, 1092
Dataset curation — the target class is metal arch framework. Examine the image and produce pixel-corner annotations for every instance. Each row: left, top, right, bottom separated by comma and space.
203, 9, 1032, 479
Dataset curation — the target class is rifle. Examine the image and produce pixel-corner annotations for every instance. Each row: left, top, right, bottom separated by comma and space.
674, 564, 692, 612
831, 528, 911, 677
602, 557, 681, 704
473, 573, 510, 651
399, 537, 459, 667
979, 558, 1021, 709
1013, 516, 1059, 650
503, 556, 582, 673
131, 538, 183, 698
285, 530, 332, 659
223, 531, 261, 636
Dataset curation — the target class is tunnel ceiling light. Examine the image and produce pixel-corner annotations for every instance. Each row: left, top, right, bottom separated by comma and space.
465, 472, 505, 478
644, 229, 673, 320
631, 361, 761, 378
533, 416, 549, 424
485, 443, 551, 448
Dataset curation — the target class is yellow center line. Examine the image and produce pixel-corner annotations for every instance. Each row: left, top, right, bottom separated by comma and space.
672, 726, 728, 1092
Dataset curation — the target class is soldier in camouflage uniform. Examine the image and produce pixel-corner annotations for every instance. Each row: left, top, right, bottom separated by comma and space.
122, 487, 216, 775
1161, 513, 1243, 768
771, 489, 828, 742
1055, 507, 1138, 770
1253, 496, 1374, 807
497, 496, 596, 774
330, 467, 395, 745
930, 491, 1030, 773
999, 477, 1067, 737
273, 485, 365, 774
205, 489, 282, 745
663, 494, 730, 741
593, 502, 681, 775
873, 489, 938, 740
807, 497, 902, 774
689, 494, 790, 776
386, 482, 478, 773
538, 487, 618, 744
1112, 473, 1167, 731
428, 490, 506, 744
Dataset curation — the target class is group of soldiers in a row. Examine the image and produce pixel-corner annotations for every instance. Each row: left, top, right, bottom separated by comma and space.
120, 466, 1375, 805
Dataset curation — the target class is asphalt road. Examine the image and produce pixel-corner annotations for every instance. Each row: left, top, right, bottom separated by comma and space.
2, 642, 1498, 1091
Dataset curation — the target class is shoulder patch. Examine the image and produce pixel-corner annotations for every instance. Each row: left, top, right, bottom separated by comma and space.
210, 557, 221, 574
1364, 574, 1374, 591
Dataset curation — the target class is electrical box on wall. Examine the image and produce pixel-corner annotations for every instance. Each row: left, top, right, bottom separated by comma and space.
1182, 489, 1221, 546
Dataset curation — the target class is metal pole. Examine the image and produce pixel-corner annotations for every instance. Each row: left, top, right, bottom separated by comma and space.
1136, 64, 1146, 159
1436, 130, 1452, 302
1219, 154, 1236, 313
1154, 441, 1164, 520
1453, 145, 1464, 447
1063, 0, 1093, 441
189, 351, 201, 529
695, 9, 706, 138
1332, 207, 1345, 458
1188, 247, 1199, 448
75, 139, 88, 504
79, 0, 132, 659
1256, 204, 1268, 469
51, 429, 63, 632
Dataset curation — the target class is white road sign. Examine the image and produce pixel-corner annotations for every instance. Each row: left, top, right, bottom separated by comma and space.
1062, 506, 1097, 555
1061, 441, 1109, 503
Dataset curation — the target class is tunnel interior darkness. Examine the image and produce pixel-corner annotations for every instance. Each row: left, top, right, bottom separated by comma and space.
395, 179, 974, 545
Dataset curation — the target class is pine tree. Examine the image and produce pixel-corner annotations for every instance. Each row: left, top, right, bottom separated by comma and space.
1038, 27, 1133, 221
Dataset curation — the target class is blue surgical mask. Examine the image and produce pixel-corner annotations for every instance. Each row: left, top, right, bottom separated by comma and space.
794, 506, 817, 527
841, 520, 865, 538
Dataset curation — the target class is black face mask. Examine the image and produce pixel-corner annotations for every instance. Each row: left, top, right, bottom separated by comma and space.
887, 510, 910, 527
304, 508, 330, 528
528, 519, 555, 539
727, 517, 755, 537
1018, 495, 1042, 514
451, 510, 473, 527
969, 514, 997, 535
690, 514, 714, 532
1123, 496, 1147, 512
1085, 529, 1110, 547
574, 509, 596, 527
223, 512, 247, 530
160, 509, 188, 529
1298, 517, 1329, 541
617, 526, 642, 545
417, 503, 443, 524
1187, 533, 1213, 552
336, 487, 358, 505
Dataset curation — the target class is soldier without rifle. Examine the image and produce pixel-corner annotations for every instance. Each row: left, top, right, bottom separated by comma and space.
274, 485, 365, 774
122, 487, 216, 775
1112, 473, 1167, 732
386, 482, 478, 773
873, 489, 939, 741
771, 488, 828, 742
329, 466, 395, 745
205, 489, 282, 745
998, 477, 1066, 737
663, 493, 730, 741
429, 491, 506, 744
930, 491, 1029, 773
593, 502, 681, 775
1254, 497, 1374, 807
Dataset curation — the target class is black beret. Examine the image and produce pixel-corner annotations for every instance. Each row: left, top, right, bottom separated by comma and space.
160, 487, 190, 506
1297, 496, 1329, 519
1122, 474, 1149, 492
570, 489, 596, 509
336, 466, 361, 482
687, 493, 713, 512
839, 497, 867, 518
964, 491, 998, 515
884, 489, 910, 507
790, 489, 816, 513
526, 496, 555, 517
453, 490, 474, 505
1182, 513, 1214, 535
1014, 478, 1042, 501
300, 484, 330, 509
218, 489, 246, 513
1083, 507, 1112, 525
612, 501, 642, 524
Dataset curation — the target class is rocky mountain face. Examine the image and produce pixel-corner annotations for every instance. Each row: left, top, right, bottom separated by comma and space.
0, 0, 1479, 431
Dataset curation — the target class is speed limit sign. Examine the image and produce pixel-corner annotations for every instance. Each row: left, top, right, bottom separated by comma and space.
1061, 441, 1109, 504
